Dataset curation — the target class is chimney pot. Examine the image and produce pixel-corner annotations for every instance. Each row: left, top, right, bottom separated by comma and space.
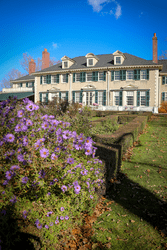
42, 49, 50, 69
152, 33, 158, 63
29, 58, 36, 75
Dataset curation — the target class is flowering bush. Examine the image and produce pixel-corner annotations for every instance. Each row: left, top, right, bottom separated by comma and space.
0, 97, 105, 249
158, 101, 167, 113
93, 103, 99, 106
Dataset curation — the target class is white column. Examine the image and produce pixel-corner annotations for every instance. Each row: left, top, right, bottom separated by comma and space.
122, 90, 126, 106
134, 90, 137, 107
35, 76, 37, 103
107, 71, 109, 106
69, 73, 72, 103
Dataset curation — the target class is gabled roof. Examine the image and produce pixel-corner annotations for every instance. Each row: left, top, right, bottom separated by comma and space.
32, 52, 160, 74
158, 60, 167, 73
11, 74, 35, 83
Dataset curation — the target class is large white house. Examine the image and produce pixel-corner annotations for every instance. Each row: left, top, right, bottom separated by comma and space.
1, 33, 167, 113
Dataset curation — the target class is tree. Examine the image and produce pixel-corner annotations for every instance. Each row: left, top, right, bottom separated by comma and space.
0, 69, 25, 89
159, 50, 167, 60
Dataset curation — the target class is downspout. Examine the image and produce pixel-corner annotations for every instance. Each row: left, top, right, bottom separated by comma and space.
107, 67, 109, 106
69, 71, 72, 104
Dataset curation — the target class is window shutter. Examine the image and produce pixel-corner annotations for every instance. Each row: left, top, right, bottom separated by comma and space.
40, 76, 42, 85
83, 72, 86, 82
137, 91, 140, 106
162, 92, 165, 101
95, 90, 98, 103
56, 74, 59, 83
146, 69, 149, 80
103, 71, 106, 81
66, 91, 68, 101
40, 93, 42, 102
92, 72, 95, 81
26, 82, 28, 87
134, 69, 140, 80
72, 91, 75, 103
119, 91, 122, 106
95, 71, 98, 81
20, 83, 22, 87
111, 71, 114, 81
146, 90, 150, 106
46, 75, 48, 84
32, 82, 34, 87
80, 90, 83, 103
66, 74, 68, 83
48, 75, 51, 84
73, 73, 75, 82
80, 72, 83, 82
162, 76, 165, 85
103, 90, 106, 106
120, 70, 126, 80
46, 93, 48, 104
59, 92, 61, 100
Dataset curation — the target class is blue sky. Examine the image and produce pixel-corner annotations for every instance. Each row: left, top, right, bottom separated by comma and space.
0, 0, 167, 90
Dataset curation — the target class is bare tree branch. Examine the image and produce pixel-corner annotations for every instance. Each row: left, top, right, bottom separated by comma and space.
19, 53, 33, 74
159, 50, 167, 60
0, 69, 25, 89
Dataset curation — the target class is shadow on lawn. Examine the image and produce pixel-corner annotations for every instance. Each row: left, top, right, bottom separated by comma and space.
105, 171, 167, 236
0, 204, 42, 250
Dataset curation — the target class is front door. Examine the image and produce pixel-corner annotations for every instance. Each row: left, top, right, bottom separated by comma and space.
86, 92, 93, 106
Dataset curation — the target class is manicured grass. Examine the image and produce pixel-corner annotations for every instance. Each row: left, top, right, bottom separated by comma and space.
90, 115, 167, 249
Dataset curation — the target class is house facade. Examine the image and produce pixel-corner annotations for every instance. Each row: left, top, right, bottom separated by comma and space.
1, 33, 167, 113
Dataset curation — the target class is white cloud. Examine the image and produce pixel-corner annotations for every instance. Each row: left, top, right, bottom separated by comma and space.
88, 0, 122, 19
115, 3, 121, 19
52, 43, 58, 49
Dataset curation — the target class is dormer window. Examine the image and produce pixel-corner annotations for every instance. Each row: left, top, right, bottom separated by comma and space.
116, 57, 121, 64
64, 61, 68, 68
88, 59, 93, 66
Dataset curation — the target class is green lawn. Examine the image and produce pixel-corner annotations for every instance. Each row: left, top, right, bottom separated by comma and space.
90, 115, 167, 249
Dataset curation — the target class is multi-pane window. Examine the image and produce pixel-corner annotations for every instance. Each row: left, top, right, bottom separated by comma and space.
53, 75, 59, 84
75, 92, 80, 103
42, 93, 47, 102
140, 91, 146, 106
116, 57, 121, 64
27, 82, 34, 87
62, 75, 66, 83
18, 83, 22, 87
61, 92, 66, 101
50, 93, 59, 102
64, 62, 68, 68
115, 71, 120, 80
98, 92, 103, 105
99, 72, 104, 81
87, 72, 92, 81
140, 70, 147, 80
88, 59, 93, 66
126, 91, 134, 105
86, 92, 93, 105
127, 71, 134, 80
115, 91, 119, 105
76, 73, 80, 82
162, 76, 167, 85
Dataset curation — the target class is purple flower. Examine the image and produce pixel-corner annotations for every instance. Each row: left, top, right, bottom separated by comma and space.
90, 195, 93, 199
47, 192, 51, 196
47, 211, 53, 217
38, 169, 46, 179
65, 215, 69, 220
21, 177, 28, 184
5, 133, 15, 143
74, 185, 81, 194
60, 207, 64, 211
45, 225, 49, 229
50, 222, 53, 226
15, 123, 22, 132
5, 171, 13, 180
61, 185, 67, 193
73, 180, 79, 186
34, 141, 41, 150
10, 195, 17, 204
54, 146, 61, 153
17, 109, 24, 118
1, 209, 6, 215
41, 122, 49, 130
60, 216, 64, 220
35, 219, 42, 229
56, 136, 63, 144
26, 102, 35, 112
78, 134, 85, 142
23, 210, 28, 219
67, 157, 74, 165
62, 130, 71, 139
22, 136, 28, 146
85, 148, 92, 156
40, 148, 49, 158
26, 119, 33, 126
17, 154, 25, 162
10, 165, 20, 171
75, 143, 83, 150
3, 180, 8, 185
55, 220, 59, 224
51, 153, 58, 161
2, 191, 5, 195
81, 169, 88, 175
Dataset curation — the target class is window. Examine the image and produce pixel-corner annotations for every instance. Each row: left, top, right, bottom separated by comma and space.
42, 93, 47, 102
75, 92, 80, 103
86, 92, 93, 105
76, 73, 80, 82
162, 76, 167, 85
141, 70, 147, 80
88, 59, 93, 66
116, 57, 121, 64
99, 72, 104, 81
98, 92, 103, 105
64, 61, 68, 68
126, 91, 134, 106
43, 76, 47, 84
87, 72, 92, 81
50, 93, 59, 102
61, 92, 66, 101
62, 74, 66, 83
114, 91, 119, 106
127, 71, 134, 80
27, 82, 34, 88
53, 75, 59, 84
115, 71, 120, 80
140, 91, 146, 106
18, 83, 22, 87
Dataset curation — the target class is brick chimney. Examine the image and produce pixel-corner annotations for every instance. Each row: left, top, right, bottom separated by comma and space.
152, 33, 158, 63
42, 48, 50, 69
29, 59, 36, 75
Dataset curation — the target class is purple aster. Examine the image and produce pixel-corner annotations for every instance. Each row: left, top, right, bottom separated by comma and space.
40, 148, 49, 158
21, 176, 29, 184
62, 130, 71, 139
54, 146, 61, 153
34, 141, 41, 150
5, 171, 14, 180
90, 195, 93, 199
51, 119, 59, 126
60, 216, 64, 220
14, 123, 22, 132
26, 102, 35, 112
56, 128, 62, 136
33, 104, 39, 110
22, 136, 29, 146
49, 115, 55, 119
5, 133, 15, 143
47, 192, 51, 196
41, 114, 48, 120
61, 185, 67, 193
86, 181, 90, 188
78, 134, 85, 142
80, 169, 88, 176
17, 154, 25, 162
23, 210, 28, 219
38, 169, 46, 179
74, 185, 81, 194
21, 124, 28, 132
65, 215, 69, 220
17, 109, 24, 118
2, 191, 5, 194
3, 180, 8, 185
50, 222, 53, 226
26, 119, 33, 126
67, 157, 74, 165
75, 142, 83, 150
10, 195, 17, 204
45, 225, 49, 229
51, 153, 58, 161
35, 219, 42, 229
73, 180, 79, 186
41, 122, 49, 130
55, 220, 59, 224
85, 148, 92, 156
0, 140, 3, 146
47, 211, 53, 217
60, 207, 64, 212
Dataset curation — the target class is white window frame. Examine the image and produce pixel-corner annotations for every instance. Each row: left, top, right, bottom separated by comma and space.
64, 61, 68, 68
75, 92, 80, 103
127, 70, 134, 80
86, 92, 93, 105
116, 57, 121, 64
98, 91, 103, 105
43, 76, 47, 84
62, 74, 66, 83
140, 91, 146, 106
98, 72, 104, 81
88, 59, 93, 66
114, 91, 119, 106
18, 83, 22, 88
87, 72, 92, 82
42, 93, 47, 102
76, 73, 80, 82
61, 92, 66, 101
53, 75, 58, 84
126, 91, 134, 106
50, 92, 59, 102
140, 70, 147, 80
115, 71, 120, 81
163, 76, 167, 84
